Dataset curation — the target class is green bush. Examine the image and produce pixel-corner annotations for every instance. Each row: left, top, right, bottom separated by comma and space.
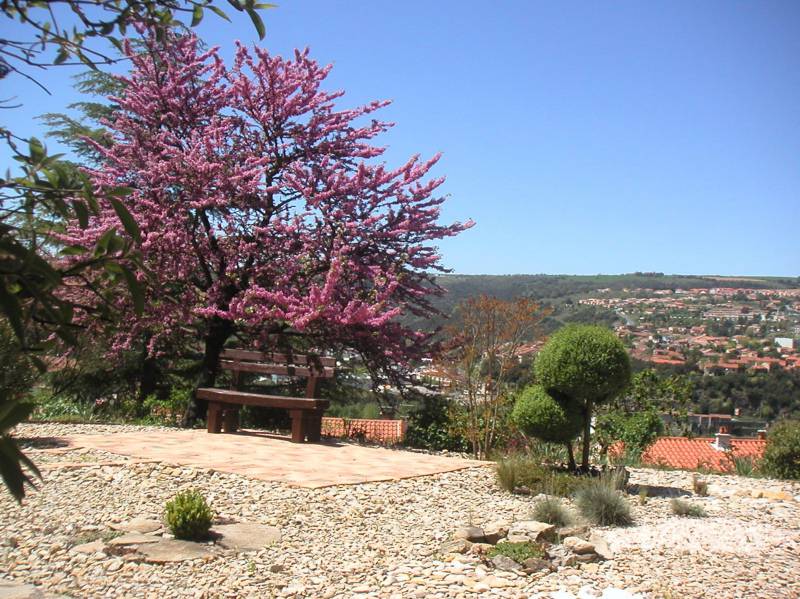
403, 395, 469, 452
486, 541, 545, 562
531, 496, 572, 527
575, 477, 633, 526
511, 385, 583, 444
670, 499, 707, 518
496, 454, 585, 497
729, 454, 760, 477
165, 490, 213, 541
761, 421, 800, 480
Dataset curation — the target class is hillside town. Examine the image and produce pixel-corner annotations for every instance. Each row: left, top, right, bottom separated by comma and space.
579, 287, 800, 373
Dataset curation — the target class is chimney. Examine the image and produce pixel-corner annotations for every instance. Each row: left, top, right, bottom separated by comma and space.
757, 430, 766, 440
714, 425, 731, 451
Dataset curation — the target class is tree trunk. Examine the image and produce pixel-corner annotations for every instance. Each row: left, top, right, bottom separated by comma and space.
182, 316, 234, 427
566, 442, 577, 472
581, 398, 593, 470
138, 356, 159, 405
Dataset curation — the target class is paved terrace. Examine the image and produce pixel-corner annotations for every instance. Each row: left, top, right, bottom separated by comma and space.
63, 429, 488, 487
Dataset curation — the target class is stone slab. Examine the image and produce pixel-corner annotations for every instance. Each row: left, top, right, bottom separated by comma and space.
63, 429, 489, 488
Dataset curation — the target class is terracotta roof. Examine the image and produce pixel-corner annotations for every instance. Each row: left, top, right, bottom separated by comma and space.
641, 437, 765, 472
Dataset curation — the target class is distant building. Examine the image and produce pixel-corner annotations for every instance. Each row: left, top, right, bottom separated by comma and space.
775, 337, 795, 349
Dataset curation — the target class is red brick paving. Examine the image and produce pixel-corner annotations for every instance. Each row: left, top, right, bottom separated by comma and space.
63, 429, 489, 487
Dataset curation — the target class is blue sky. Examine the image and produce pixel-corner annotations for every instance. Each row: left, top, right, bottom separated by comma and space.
3, 1, 799, 276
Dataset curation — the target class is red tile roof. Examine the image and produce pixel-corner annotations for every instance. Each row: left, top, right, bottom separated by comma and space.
641, 436, 766, 472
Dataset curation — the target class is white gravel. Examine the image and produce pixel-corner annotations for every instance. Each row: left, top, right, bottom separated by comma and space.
1, 423, 799, 599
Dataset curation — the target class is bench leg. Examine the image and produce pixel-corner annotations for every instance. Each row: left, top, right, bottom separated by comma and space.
290, 409, 307, 443
305, 411, 323, 443
207, 403, 223, 434
222, 408, 239, 433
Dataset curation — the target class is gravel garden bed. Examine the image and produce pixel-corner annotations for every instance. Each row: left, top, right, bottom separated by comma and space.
1, 423, 799, 598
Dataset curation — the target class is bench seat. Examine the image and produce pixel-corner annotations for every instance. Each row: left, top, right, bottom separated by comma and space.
197, 388, 330, 443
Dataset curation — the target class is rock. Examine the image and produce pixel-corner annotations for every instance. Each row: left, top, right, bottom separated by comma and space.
575, 553, 599, 563
440, 538, 472, 554
522, 557, 552, 573
507, 520, 556, 543
211, 522, 281, 552
70, 540, 106, 554
109, 518, 162, 534
588, 533, 614, 560
581, 562, 600, 574
483, 520, 510, 544
269, 563, 285, 573
751, 490, 764, 499
761, 490, 794, 501
107, 533, 160, 546
468, 542, 494, 555
558, 525, 590, 539
135, 539, 216, 563
491, 554, 522, 570
453, 526, 486, 543
562, 536, 596, 555
0, 582, 68, 599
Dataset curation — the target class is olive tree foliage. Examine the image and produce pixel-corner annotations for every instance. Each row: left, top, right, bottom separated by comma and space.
0, 0, 270, 502
595, 369, 691, 458
762, 420, 800, 480
534, 324, 631, 470
511, 384, 583, 469
438, 296, 551, 459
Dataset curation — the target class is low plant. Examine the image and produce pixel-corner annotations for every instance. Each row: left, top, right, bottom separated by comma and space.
670, 498, 707, 518
165, 490, 213, 541
575, 477, 633, 526
486, 541, 545, 563
729, 454, 760, 477
761, 421, 800, 480
692, 475, 709, 497
495, 454, 584, 497
531, 496, 572, 527
638, 485, 649, 505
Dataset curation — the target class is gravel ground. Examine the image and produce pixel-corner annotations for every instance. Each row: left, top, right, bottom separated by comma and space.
1, 423, 799, 599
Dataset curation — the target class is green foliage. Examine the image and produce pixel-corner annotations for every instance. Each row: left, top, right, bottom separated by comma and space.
404, 395, 469, 452
531, 496, 572, 527
495, 454, 585, 497
595, 409, 664, 457
165, 490, 213, 541
692, 475, 709, 496
535, 324, 631, 404
574, 477, 633, 526
486, 541, 545, 562
670, 499, 707, 518
0, 321, 40, 501
729, 454, 760, 477
762, 421, 800, 480
511, 385, 583, 444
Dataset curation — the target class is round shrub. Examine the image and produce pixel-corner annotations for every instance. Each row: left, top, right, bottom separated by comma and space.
762, 420, 800, 480
534, 324, 631, 403
532, 496, 573, 527
511, 385, 583, 443
165, 490, 213, 540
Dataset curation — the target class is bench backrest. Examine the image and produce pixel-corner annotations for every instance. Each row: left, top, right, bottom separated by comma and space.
219, 349, 335, 398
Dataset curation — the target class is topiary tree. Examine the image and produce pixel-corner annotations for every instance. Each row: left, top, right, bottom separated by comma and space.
762, 420, 800, 480
534, 324, 631, 470
511, 385, 583, 469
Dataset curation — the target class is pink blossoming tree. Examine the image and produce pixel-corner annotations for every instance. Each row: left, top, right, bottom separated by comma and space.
62, 32, 472, 423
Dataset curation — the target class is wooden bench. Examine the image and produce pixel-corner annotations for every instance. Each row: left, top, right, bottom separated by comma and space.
196, 349, 334, 442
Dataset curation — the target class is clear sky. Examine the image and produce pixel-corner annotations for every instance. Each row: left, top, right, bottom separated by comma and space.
3, 1, 799, 277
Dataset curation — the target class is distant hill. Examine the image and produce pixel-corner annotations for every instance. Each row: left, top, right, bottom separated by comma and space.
409, 273, 800, 331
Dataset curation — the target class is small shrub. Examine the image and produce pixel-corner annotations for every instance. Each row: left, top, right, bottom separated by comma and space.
496, 454, 585, 497
165, 490, 213, 541
575, 478, 633, 526
670, 499, 707, 518
403, 395, 470, 452
486, 541, 545, 562
692, 475, 709, 497
532, 496, 572, 527
730, 454, 760, 477
638, 485, 649, 505
761, 421, 800, 480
